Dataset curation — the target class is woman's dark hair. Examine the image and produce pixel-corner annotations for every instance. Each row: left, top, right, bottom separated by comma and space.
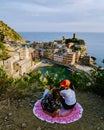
59, 87, 65, 91
52, 88, 60, 99
70, 83, 75, 91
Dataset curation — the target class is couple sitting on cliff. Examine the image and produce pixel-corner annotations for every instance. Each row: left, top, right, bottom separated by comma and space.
41, 79, 76, 117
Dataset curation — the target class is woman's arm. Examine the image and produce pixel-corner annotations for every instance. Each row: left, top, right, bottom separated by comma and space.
42, 89, 50, 99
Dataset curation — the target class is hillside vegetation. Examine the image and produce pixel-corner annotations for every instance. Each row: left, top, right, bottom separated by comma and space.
0, 42, 10, 60
0, 21, 24, 43
0, 65, 104, 101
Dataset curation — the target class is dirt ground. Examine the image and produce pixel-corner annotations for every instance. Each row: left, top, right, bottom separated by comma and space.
0, 90, 104, 130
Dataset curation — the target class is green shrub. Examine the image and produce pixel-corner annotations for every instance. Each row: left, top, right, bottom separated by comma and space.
0, 65, 104, 99
68, 70, 94, 90
91, 69, 104, 97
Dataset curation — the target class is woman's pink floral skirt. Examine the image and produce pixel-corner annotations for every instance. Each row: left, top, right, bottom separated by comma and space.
33, 99, 83, 124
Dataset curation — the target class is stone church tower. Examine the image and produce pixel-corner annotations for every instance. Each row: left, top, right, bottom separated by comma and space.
24, 46, 30, 59
73, 33, 77, 39
19, 45, 30, 60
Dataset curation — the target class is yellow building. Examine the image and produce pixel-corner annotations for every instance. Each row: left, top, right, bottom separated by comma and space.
53, 52, 76, 66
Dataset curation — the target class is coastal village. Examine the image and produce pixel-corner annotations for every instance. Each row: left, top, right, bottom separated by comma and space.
0, 21, 96, 78
0, 32, 94, 78
0, 22, 104, 130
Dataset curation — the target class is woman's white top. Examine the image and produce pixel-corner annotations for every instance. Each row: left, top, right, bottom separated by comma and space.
60, 88, 76, 105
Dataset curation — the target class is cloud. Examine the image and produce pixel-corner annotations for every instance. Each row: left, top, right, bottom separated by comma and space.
0, 0, 104, 32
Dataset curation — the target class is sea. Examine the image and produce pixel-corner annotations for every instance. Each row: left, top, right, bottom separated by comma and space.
19, 32, 104, 67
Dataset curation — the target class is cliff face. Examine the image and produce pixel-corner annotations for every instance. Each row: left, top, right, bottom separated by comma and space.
0, 21, 24, 43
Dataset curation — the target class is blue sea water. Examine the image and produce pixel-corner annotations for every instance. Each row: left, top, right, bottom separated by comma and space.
19, 32, 104, 67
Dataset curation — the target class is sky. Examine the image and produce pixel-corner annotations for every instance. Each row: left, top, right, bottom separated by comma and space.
0, 0, 104, 32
